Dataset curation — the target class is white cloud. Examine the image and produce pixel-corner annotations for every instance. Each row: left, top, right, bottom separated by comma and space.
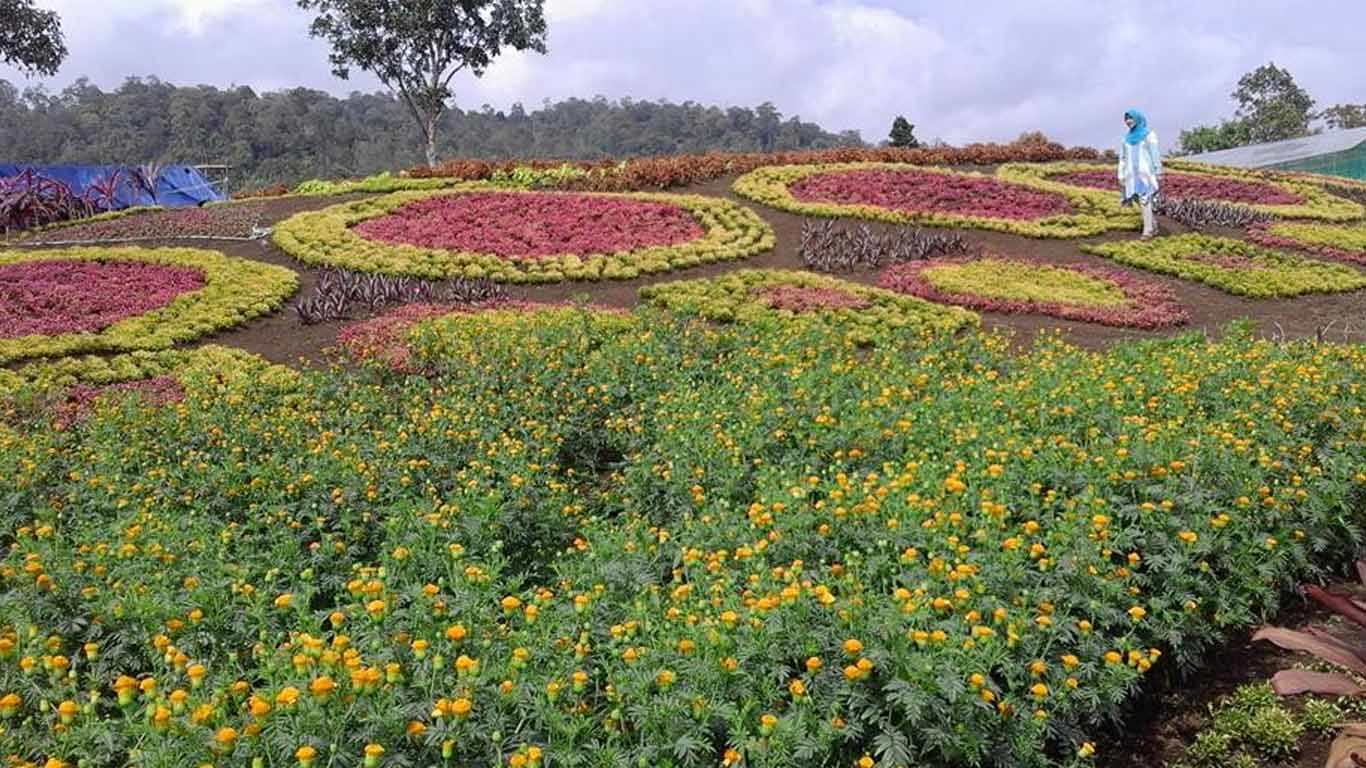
5, 0, 1365, 148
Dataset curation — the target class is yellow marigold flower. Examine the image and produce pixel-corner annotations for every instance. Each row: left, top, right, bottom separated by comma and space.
295, 745, 318, 766
276, 686, 300, 707
274, 593, 294, 609
1078, 742, 1096, 758
1177, 531, 1198, 545
501, 595, 522, 612
842, 639, 863, 656
451, 697, 472, 718
1128, 606, 1146, 621
656, 669, 676, 688
309, 676, 337, 699
445, 624, 467, 642
789, 679, 807, 698
215, 726, 239, 749
363, 743, 384, 767
805, 657, 823, 672
759, 713, 778, 732
248, 695, 271, 718
328, 610, 346, 628
366, 599, 386, 618
1104, 651, 1122, 665
1030, 683, 1049, 700
0, 692, 22, 716
1061, 654, 1080, 669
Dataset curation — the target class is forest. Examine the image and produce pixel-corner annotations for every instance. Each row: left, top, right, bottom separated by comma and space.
0, 76, 865, 191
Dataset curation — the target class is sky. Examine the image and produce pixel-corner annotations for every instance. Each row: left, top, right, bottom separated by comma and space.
3, 0, 1364, 149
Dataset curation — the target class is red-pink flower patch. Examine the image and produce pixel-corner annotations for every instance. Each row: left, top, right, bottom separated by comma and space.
1246, 223, 1366, 265
879, 257, 1188, 330
1050, 169, 1304, 206
53, 376, 186, 429
789, 169, 1075, 220
353, 192, 705, 260
0, 259, 206, 340
756, 285, 872, 313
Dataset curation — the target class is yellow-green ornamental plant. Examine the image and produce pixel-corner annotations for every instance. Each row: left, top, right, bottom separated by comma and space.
732, 162, 1135, 237
272, 187, 774, 282
1081, 234, 1366, 297
639, 268, 977, 345
0, 246, 298, 363
1004, 161, 1366, 222
0, 345, 297, 400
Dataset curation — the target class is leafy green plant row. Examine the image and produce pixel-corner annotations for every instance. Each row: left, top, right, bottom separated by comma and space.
1081, 234, 1366, 298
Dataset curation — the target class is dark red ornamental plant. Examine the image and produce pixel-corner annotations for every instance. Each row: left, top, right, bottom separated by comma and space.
791, 169, 1075, 221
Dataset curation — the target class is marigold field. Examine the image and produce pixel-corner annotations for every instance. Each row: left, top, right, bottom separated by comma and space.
2, 147, 1366, 768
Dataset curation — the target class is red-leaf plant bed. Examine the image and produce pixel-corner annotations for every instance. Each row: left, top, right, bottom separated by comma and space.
1050, 169, 1305, 206
879, 256, 1189, 330
52, 376, 186, 430
789, 169, 1076, 220
0, 259, 205, 339
755, 284, 873, 313
353, 191, 705, 260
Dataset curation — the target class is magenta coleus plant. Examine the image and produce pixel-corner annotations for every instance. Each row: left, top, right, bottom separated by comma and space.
54, 376, 186, 429
1246, 223, 1366, 265
1051, 169, 1305, 206
879, 256, 1189, 330
354, 192, 706, 260
756, 284, 873, 313
0, 259, 205, 339
789, 169, 1075, 220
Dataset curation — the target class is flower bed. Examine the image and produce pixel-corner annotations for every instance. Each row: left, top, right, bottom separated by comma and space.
1246, 221, 1366, 265
1, 259, 206, 339
16, 201, 274, 244
1050, 168, 1305, 205
0, 247, 298, 363
2, 312, 1366, 768
879, 257, 1189, 329
354, 192, 705, 258
733, 163, 1129, 237
1081, 234, 1366, 298
1001, 162, 1366, 222
640, 269, 977, 345
273, 188, 774, 282
0, 345, 293, 399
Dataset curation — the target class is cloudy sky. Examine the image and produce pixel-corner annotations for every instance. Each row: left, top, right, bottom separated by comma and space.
3, 0, 1363, 148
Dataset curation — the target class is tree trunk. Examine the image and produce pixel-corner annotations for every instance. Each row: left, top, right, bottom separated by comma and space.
424, 123, 438, 168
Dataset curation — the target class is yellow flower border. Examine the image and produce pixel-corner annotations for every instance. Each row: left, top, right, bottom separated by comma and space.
0, 345, 298, 399
0, 246, 298, 364
1000, 161, 1366, 222
731, 162, 1135, 238
271, 186, 775, 283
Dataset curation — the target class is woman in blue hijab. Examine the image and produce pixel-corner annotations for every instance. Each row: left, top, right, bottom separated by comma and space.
1119, 109, 1162, 238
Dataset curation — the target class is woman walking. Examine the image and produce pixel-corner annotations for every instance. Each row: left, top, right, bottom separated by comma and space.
1119, 109, 1162, 238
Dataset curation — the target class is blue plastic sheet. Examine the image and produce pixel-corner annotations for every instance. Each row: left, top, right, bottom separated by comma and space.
0, 164, 225, 209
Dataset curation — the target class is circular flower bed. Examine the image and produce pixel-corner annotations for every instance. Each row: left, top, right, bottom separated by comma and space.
1247, 221, 1366, 265
879, 257, 1188, 329
2, 260, 205, 339
0, 247, 298, 363
273, 187, 774, 282
789, 168, 1075, 220
354, 191, 705, 258
1081, 234, 1366, 298
639, 269, 977, 346
1000, 162, 1366, 222
733, 163, 1126, 238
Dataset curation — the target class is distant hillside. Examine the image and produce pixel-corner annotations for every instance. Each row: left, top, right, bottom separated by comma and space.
0, 76, 865, 190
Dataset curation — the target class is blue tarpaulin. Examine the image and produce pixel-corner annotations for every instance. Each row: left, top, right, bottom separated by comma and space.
0, 164, 225, 209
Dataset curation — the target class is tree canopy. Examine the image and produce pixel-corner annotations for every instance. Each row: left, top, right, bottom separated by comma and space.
0, 77, 863, 190
0, 0, 67, 77
298, 0, 549, 166
888, 116, 919, 148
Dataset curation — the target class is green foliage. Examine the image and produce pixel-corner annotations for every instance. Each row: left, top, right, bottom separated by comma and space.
1321, 104, 1366, 130
297, 0, 550, 165
1082, 233, 1366, 298
1300, 698, 1346, 733
1182, 729, 1233, 767
1178, 119, 1252, 155
0, 0, 66, 77
638, 268, 977, 345
2, 312, 1366, 767
1233, 62, 1316, 144
490, 163, 593, 188
888, 116, 920, 149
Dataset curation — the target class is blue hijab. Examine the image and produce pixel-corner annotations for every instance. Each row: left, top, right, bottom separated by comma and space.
1124, 109, 1150, 146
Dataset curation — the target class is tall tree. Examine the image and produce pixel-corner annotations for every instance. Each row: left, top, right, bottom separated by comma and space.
1231, 62, 1315, 144
887, 116, 919, 148
0, 0, 66, 77
297, 0, 548, 166
1178, 119, 1253, 155
1321, 104, 1366, 131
